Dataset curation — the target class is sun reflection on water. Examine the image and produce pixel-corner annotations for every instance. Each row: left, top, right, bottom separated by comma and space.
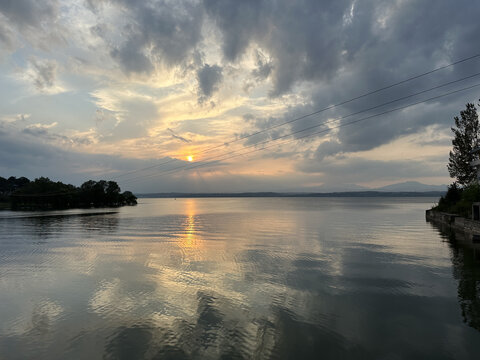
179, 199, 201, 250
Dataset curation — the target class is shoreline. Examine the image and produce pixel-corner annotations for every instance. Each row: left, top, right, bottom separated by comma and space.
137, 191, 444, 198
426, 209, 480, 241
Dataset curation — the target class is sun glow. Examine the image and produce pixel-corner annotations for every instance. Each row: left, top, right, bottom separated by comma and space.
187, 155, 193, 162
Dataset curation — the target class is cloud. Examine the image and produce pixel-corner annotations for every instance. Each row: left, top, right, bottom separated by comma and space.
28, 58, 58, 91
110, 35, 154, 75
237, 114, 287, 147
252, 50, 273, 81
296, 156, 448, 185
304, 93, 478, 160
22, 121, 58, 135
167, 128, 191, 143
0, 122, 144, 184
0, 0, 57, 28
1, 0, 479, 191
104, 0, 204, 75
90, 88, 160, 141
0, 18, 15, 52
204, 0, 480, 98
0, 118, 450, 193
203, 0, 347, 96
0, 0, 65, 51
196, 64, 223, 103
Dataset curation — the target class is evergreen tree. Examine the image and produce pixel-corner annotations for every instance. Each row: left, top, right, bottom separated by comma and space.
447, 102, 480, 186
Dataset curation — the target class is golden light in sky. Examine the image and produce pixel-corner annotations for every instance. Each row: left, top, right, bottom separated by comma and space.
187, 155, 193, 162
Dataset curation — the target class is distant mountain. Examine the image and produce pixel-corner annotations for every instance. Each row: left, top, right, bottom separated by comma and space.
298, 183, 368, 193
136, 182, 448, 198
137, 191, 444, 198
373, 181, 447, 192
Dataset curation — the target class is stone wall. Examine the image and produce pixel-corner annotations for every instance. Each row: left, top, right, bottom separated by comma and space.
426, 210, 480, 240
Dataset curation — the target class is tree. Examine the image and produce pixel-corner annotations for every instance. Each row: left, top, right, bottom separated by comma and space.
447, 102, 480, 186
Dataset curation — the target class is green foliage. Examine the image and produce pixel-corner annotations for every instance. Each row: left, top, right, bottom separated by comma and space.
3, 176, 137, 210
435, 183, 463, 212
451, 183, 480, 217
447, 102, 480, 186
16, 177, 76, 195
121, 191, 137, 205
433, 183, 480, 217
0, 176, 31, 202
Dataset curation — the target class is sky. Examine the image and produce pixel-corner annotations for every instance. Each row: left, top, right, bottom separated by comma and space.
1, 0, 480, 193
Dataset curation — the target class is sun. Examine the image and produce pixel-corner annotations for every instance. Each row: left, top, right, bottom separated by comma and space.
187, 155, 193, 162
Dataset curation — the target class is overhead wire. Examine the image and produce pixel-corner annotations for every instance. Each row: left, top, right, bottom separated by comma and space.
109, 53, 480, 180
119, 75, 480, 185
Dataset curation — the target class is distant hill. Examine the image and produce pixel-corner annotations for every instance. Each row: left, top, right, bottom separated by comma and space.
373, 181, 447, 192
137, 191, 445, 198
284, 181, 446, 193
137, 182, 448, 198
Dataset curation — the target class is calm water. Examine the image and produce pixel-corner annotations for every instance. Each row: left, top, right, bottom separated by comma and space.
1, 197, 480, 359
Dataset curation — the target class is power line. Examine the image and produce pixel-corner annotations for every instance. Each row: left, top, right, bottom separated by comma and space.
110, 52, 480, 180
121, 81, 480, 185
120, 75, 480, 185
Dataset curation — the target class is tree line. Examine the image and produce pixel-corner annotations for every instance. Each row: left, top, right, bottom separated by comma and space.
0, 176, 137, 210
434, 99, 480, 216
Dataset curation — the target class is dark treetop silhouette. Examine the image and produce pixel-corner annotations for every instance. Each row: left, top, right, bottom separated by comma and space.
0, 176, 137, 210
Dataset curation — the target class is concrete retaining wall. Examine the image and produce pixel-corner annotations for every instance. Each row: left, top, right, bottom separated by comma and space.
426, 210, 480, 238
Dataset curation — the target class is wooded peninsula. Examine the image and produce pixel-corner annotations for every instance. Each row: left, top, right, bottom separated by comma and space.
0, 176, 137, 210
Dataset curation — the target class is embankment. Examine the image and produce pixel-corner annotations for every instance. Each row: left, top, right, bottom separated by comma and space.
426, 210, 480, 240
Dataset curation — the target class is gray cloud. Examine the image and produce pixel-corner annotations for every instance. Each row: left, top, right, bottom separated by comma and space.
0, 0, 57, 28
252, 50, 273, 80
196, 64, 223, 102
167, 128, 191, 143
0, 19, 15, 51
110, 35, 153, 75
304, 92, 480, 160
296, 156, 448, 185
100, 0, 204, 75
237, 115, 287, 147
204, 0, 349, 96
0, 122, 165, 187
0, 119, 450, 193
0, 0, 64, 51
29, 58, 58, 91
18, 122, 93, 147
96, 0, 480, 103
0, 122, 312, 193
203, 0, 267, 62
2, 0, 479, 191
204, 0, 480, 98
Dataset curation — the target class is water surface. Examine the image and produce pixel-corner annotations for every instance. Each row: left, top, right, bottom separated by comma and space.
1, 197, 479, 359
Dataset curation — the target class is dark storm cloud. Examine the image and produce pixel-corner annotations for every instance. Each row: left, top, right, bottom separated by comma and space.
196, 63, 223, 102
100, 0, 204, 74
204, 0, 350, 96
2, 0, 479, 189
271, 0, 480, 159
203, 0, 269, 62
201, 0, 480, 158
110, 35, 154, 75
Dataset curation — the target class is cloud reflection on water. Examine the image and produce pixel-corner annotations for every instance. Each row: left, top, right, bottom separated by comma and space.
1, 198, 480, 359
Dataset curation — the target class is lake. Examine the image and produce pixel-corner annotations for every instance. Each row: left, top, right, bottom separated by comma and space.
0, 197, 479, 359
